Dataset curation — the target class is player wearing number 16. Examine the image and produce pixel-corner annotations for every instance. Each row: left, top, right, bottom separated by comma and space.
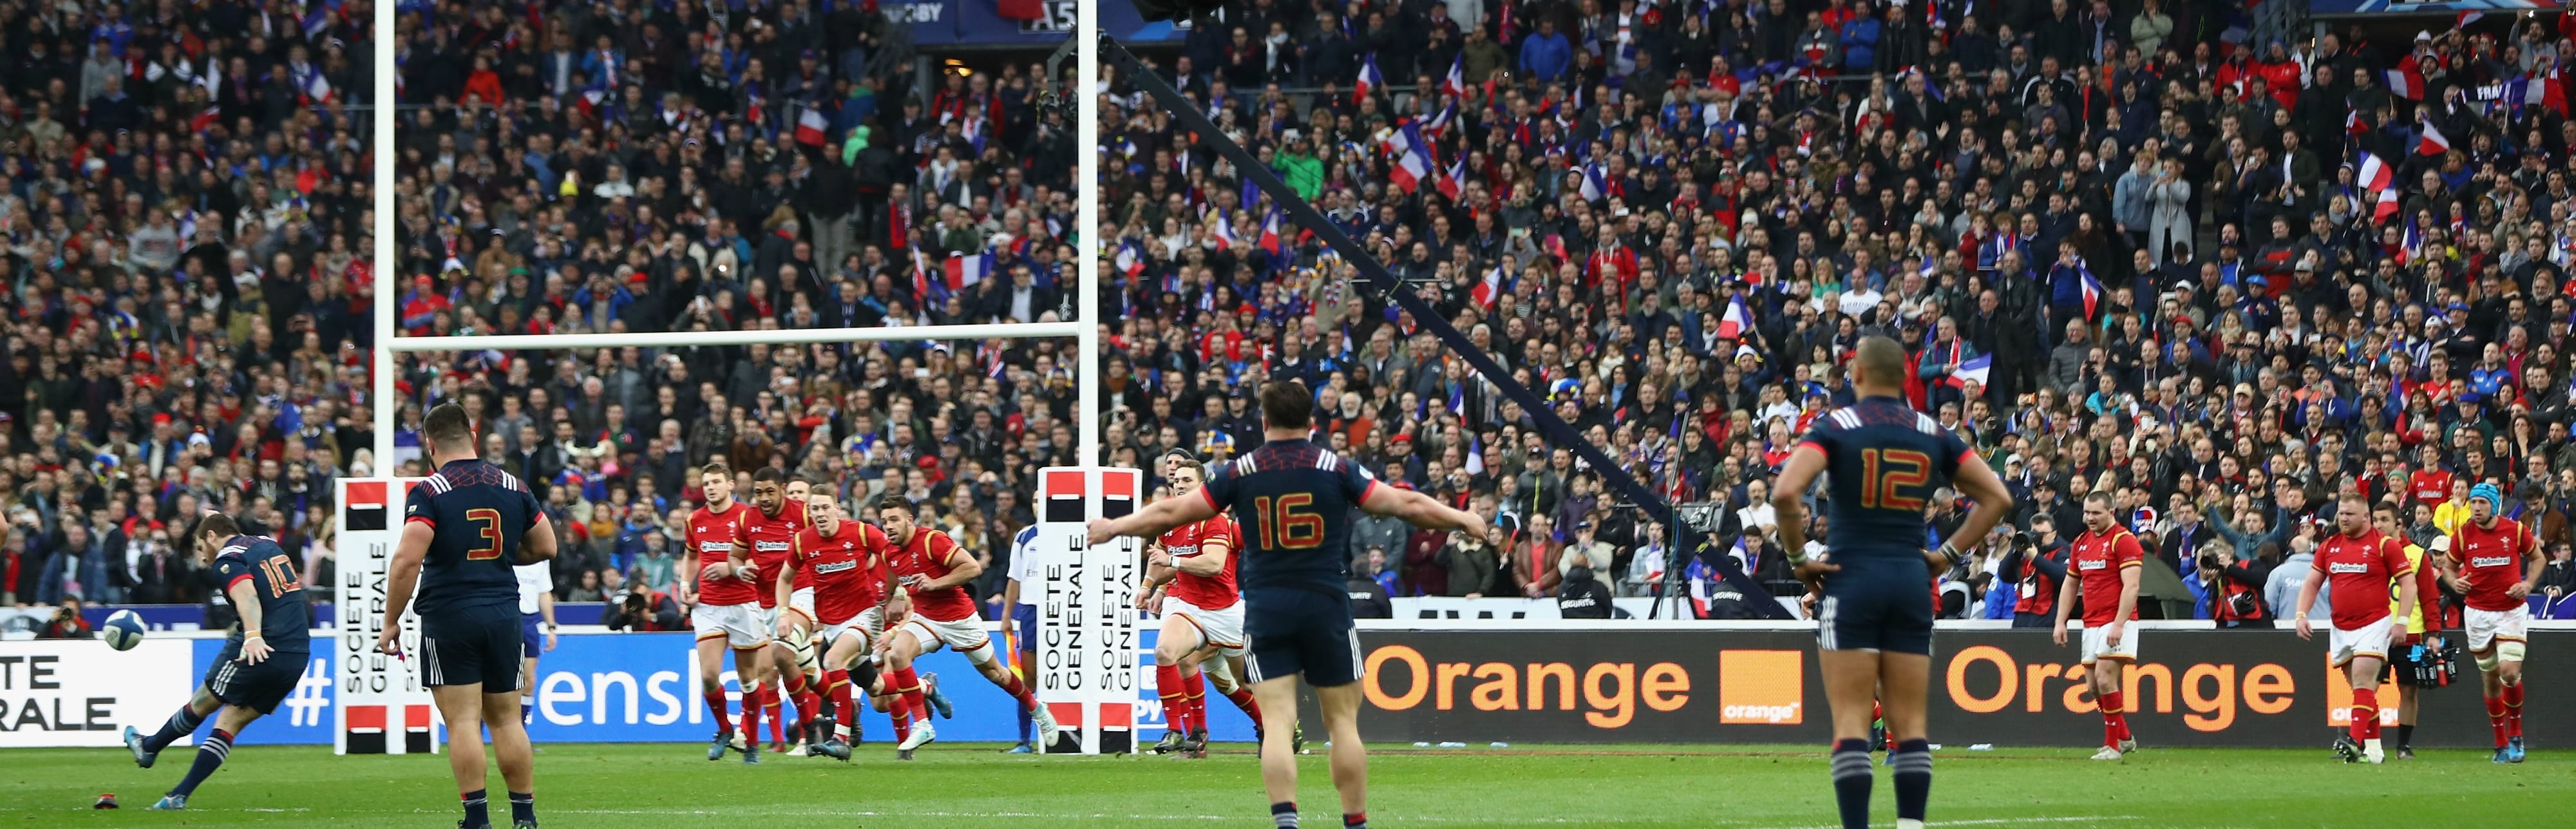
119, 512, 307, 811
379, 403, 560, 829
1088, 381, 1490, 829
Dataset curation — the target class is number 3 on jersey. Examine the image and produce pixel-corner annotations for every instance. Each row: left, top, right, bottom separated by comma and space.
465, 508, 504, 560
1249, 494, 1323, 549
1858, 448, 1931, 510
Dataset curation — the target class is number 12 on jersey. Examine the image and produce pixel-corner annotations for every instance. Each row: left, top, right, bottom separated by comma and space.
1858, 448, 1932, 510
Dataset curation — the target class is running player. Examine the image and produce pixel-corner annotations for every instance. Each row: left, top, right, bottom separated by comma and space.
876, 497, 1062, 759
1141, 452, 1271, 758
729, 468, 809, 758
998, 520, 1043, 753
2376, 499, 2443, 759
681, 463, 760, 761
1770, 336, 2012, 829
768, 473, 819, 752
2052, 492, 2142, 761
2443, 482, 2543, 763
122, 514, 308, 811
1090, 380, 1488, 829
379, 403, 555, 829
516, 547, 557, 727
2294, 490, 2420, 765
776, 490, 896, 761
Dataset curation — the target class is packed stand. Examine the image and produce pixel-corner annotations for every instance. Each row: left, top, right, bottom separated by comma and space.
388, 1, 1080, 618
1096, 1, 2576, 624
0, 0, 375, 627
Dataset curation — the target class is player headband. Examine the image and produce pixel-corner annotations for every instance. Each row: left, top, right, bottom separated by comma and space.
2470, 483, 2503, 507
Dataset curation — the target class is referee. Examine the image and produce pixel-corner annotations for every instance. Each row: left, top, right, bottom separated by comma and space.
379, 403, 560, 829
1090, 381, 1487, 829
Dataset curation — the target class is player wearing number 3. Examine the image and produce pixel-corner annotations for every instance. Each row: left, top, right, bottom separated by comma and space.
378, 403, 560, 829
1090, 381, 1488, 829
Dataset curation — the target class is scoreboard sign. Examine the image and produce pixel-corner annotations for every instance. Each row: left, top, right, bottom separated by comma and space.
334, 479, 439, 755
1034, 466, 1144, 754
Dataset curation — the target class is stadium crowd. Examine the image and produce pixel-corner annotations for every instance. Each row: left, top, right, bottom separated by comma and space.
1098, 1, 2576, 623
0, 0, 1085, 625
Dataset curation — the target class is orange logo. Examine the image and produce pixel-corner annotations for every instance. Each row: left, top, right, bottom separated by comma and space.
1719, 650, 1804, 725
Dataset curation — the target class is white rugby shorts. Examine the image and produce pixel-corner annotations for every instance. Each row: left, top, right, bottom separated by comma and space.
2330, 616, 2395, 667
2079, 622, 2139, 664
1165, 596, 1248, 658
691, 602, 767, 649
2465, 605, 2530, 654
898, 611, 996, 665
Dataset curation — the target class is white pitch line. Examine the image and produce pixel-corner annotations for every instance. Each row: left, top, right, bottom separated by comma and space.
1750, 817, 2146, 829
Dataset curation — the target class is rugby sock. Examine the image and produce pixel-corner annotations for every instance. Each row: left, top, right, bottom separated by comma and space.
1182, 670, 1208, 735
170, 728, 232, 797
143, 704, 206, 753
763, 686, 786, 744
826, 669, 855, 739
739, 686, 764, 747
508, 792, 535, 826
997, 668, 1041, 712
520, 693, 534, 725
893, 667, 933, 725
1227, 686, 1264, 724
889, 700, 913, 745
2098, 691, 2128, 748
1830, 738, 1874, 829
1344, 812, 1367, 828
1157, 663, 1186, 732
784, 673, 815, 736
2482, 694, 2506, 747
704, 691, 734, 738
460, 788, 488, 828
1271, 801, 1300, 828
1017, 695, 1033, 744
1891, 738, 1933, 826
2504, 682, 2525, 738
2350, 687, 2378, 743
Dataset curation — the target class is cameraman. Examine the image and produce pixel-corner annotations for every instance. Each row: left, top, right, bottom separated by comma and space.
603, 579, 681, 631
2194, 539, 2273, 629
36, 597, 92, 639
1998, 517, 2070, 628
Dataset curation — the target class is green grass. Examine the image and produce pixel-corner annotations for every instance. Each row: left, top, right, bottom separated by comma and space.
5, 741, 2572, 827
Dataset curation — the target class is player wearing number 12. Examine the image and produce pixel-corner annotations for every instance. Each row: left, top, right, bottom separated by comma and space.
1090, 381, 1490, 829
379, 403, 560, 829
1771, 336, 2013, 829
120, 513, 307, 811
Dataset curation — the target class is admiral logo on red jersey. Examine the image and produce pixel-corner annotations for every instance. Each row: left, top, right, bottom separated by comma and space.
2329, 562, 2371, 574
2470, 555, 2515, 569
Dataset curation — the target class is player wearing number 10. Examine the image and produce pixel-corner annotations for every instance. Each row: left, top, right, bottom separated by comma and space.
379, 402, 560, 829
120, 513, 307, 811
1772, 336, 2013, 829
1090, 381, 1489, 829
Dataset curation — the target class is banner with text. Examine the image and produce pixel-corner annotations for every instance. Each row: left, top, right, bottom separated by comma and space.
1035, 466, 1145, 754
1343, 627, 2576, 747
0, 639, 194, 748
334, 478, 437, 755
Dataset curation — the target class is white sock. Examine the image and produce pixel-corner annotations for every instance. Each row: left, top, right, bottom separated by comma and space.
2365, 738, 2383, 752
835, 724, 851, 740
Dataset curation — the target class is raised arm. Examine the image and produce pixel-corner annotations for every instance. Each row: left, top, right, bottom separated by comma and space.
1359, 484, 1489, 542
1088, 493, 1220, 544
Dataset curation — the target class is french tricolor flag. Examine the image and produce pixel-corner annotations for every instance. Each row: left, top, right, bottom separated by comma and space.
2387, 61, 2425, 101
1258, 209, 1282, 255
1417, 101, 1455, 138
945, 251, 992, 291
796, 108, 829, 146
1577, 164, 1607, 202
1356, 54, 1385, 104
1436, 152, 1466, 201
1115, 241, 1146, 276
1716, 293, 1753, 340
2418, 120, 2452, 157
1948, 354, 1992, 389
1473, 262, 1504, 308
1209, 212, 1236, 251
2079, 262, 2103, 320
2356, 151, 2392, 192
1441, 53, 1466, 100
2374, 187, 2399, 223
1384, 125, 1432, 193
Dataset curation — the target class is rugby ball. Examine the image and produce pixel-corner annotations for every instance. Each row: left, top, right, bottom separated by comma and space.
100, 610, 146, 651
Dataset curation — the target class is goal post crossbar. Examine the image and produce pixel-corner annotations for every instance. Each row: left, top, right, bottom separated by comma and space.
383, 321, 1085, 352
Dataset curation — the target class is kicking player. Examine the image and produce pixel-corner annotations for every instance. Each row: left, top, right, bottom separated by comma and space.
2051, 492, 2142, 761
379, 403, 556, 829
681, 463, 761, 762
730, 468, 810, 758
998, 520, 1043, 753
2443, 483, 2543, 763
777, 490, 896, 761
876, 497, 1061, 759
1772, 336, 2012, 829
2294, 490, 2419, 765
1091, 380, 1488, 829
123, 514, 309, 810
1141, 453, 1267, 758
